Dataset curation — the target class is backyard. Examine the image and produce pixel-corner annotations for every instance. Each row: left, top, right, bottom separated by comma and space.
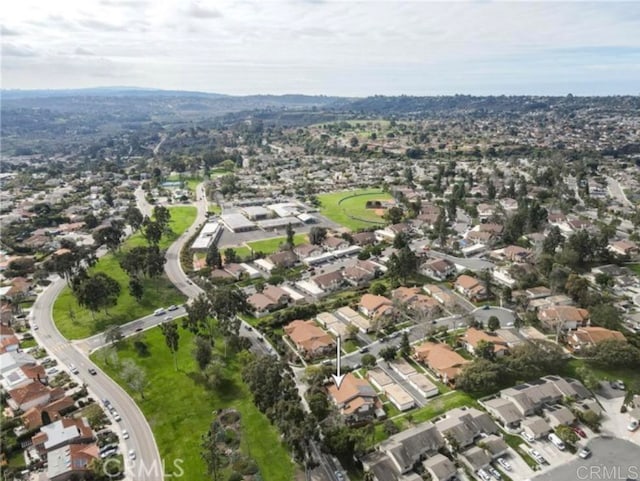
318, 188, 393, 230
53, 206, 195, 339
91, 327, 295, 481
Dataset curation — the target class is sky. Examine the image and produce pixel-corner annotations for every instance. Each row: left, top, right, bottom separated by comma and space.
2, 0, 640, 96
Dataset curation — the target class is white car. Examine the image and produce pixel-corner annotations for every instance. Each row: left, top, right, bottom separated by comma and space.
628, 420, 639, 432
69, 364, 79, 375
113, 412, 122, 422
522, 431, 535, 442
153, 308, 166, 316
122, 430, 129, 440
488, 466, 502, 480
578, 447, 591, 459
477, 468, 491, 481
128, 449, 136, 460
497, 458, 511, 471
167, 304, 178, 311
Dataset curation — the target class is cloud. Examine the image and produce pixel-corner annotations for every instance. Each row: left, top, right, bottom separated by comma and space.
74, 47, 95, 56
2, 43, 37, 57
186, 1, 222, 19
1, 25, 20, 36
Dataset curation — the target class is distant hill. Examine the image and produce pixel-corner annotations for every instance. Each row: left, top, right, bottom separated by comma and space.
0, 87, 229, 100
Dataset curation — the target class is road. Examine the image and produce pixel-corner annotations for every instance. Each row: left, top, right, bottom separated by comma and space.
412, 247, 495, 273
32, 278, 162, 481
606, 175, 634, 208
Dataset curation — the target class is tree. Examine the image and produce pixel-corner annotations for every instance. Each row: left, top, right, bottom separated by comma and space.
504, 339, 566, 379
153, 205, 172, 233
210, 286, 247, 355
565, 274, 590, 306
203, 360, 225, 389
73, 273, 121, 318
379, 346, 398, 362
400, 331, 411, 357
309, 227, 327, 246
184, 293, 213, 338
487, 316, 500, 332
160, 320, 180, 370
104, 325, 123, 346
369, 282, 387, 296
475, 340, 495, 361
124, 204, 144, 231
587, 340, 640, 368
120, 359, 149, 399
142, 218, 163, 246
361, 354, 377, 369
119, 247, 148, 277
384, 206, 403, 225
206, 244, 222, 269
387, 247, 418, 284
223, 248, 238, 265
92, 224, 125, 252
192, 336, 213, 371
285, 223, 295, 248
201, 421, 224, 481
393, 232, 409, 249
555, 425, 579, 446
307, 391, 330, 421
589, 303, 622, 330
456, 359, 503, 394
128, 276, 144, 302
144, 246, 166, 277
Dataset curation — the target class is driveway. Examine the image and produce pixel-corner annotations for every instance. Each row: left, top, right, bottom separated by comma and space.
532, 437, 640, 481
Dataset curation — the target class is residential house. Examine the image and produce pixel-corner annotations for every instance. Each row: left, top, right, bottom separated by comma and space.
32, 418, 94, 455
21, 396, 75, 430
294, 243, 323, 260
462, 328, 509, 358
247, 284, 290, 316
284, 320, 334, 359
47, 443, 100, 481
500, 376, 589, 417
538, 306, 589, 331
458, 446, 491, 472
435, 407, 498, 449
454, 275, 488, 302
351, 231, 377, 246
0, 325, 19, 353
323, 236, 349, 251
413, 342, 470, 385
392, 287, 441, 318
384, 384, 415, 412
420, 258, 456, 281
375, 422, 444, 474
520, 416, 552, 440
359, 294, 393, 319
422, 454, 457, 481
407, 374, 439, 398
327, 373, 382, 424
567, 326, 626, 352
335, 306, 372, 333
545, 405, 576, 428
481, 435, 509, 458
8, 382, 65, 412
266, 250, 298, 269
343, 260, 379, 286
609, 239, 638, 257
483, 397, 523, 430
311, 270, 344, 293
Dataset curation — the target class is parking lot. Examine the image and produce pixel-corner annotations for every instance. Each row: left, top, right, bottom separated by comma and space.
532, 437, 640, 481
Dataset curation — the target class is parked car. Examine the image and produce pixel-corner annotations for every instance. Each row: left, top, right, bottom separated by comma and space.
548, 433, 566, 450
578, 447, 592, 459
46, 367, 58, 376
100, 448, 118, 459
497, 458, 511, 471
477, 468, 491, 481
122, 430, 129, 440
522, 431, 535, 442
572, 425, 587, 438
628, 420, 639, 432
487, 466, 502, 479
88, 368, 97, 375
113, 412, 122, 422
529, 449, 547, 465
128, 449, 136, 460
611, 380, 626, 390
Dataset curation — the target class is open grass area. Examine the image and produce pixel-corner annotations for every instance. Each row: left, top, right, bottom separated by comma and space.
246, 233, 307, 255
91, 327, 295, 481
208, 204, 222, 215
317, 189, 392, 230
629, 264, 640, 276
562, 358, 640, 387
53, 206, 196, 339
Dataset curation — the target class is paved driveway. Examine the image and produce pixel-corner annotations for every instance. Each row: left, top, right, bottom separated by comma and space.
532, 437, 640, 481
472, 306, 516, 327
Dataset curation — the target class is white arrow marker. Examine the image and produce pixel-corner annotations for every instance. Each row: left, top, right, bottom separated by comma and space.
331, 335, 346, 389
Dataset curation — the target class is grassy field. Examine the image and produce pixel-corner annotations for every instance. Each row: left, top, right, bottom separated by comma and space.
318, 189, 392, 230
247, 233, 307, 255
562, 358, 640, 388
629, 264, 640, 276
91, 327, 295, 481
53, 206, 196, 339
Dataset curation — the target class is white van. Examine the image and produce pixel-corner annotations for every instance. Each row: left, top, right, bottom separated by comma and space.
154, 308, 166, 316
548, 433, 566, 450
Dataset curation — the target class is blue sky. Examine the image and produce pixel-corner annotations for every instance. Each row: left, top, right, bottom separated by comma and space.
2, 1, 639, 96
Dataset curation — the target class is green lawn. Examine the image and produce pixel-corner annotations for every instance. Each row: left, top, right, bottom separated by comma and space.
317, 189, 392, 230
208, 204, 222, 215
53, 206, 196, 339
91, 327, 295, 481
629, 264, 640, 276
562, 358, 640, 388
246, 234, 307, 255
